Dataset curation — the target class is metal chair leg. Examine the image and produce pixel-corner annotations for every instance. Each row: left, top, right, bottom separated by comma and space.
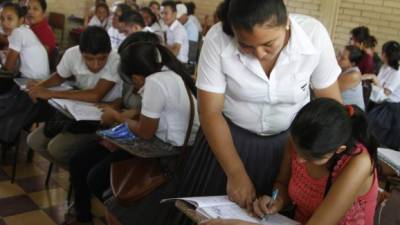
11, 138, 21, 183
45, 163, 54, 187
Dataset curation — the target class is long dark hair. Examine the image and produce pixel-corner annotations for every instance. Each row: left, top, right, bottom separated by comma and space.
218, 0, 288, 36
382, 41, 400, 70
119, 42, 196, 97
290, 98, 378, 177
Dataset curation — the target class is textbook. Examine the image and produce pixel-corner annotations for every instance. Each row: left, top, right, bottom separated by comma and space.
48, 98, 102, 121
378, 148, 400, 176
161, 196, 300, 225
13, 78, 73, 91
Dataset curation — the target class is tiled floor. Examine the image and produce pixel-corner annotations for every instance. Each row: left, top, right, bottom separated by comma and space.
0, 144, 107, 225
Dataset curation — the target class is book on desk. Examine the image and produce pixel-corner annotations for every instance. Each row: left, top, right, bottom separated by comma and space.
161, 196, 300, 225
48, 98, 102, 121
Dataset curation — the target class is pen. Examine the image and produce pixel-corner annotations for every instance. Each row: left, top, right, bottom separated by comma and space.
261, 188, 279, 222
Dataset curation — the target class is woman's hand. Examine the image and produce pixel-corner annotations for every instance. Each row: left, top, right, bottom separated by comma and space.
200, 219, 256, 225
227, 171, 256, 210
100, 106, 121, 127
361, 74, 380, 86
252, 195, 284, 218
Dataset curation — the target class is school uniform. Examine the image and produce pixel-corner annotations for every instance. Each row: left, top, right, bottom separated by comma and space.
108, 26, 126, 49
189, 15, 202, 32
166, 20, 189, 63
173, 14, 341, 225
30, 18, 56, 57
27, 46, 122, 165
8, 25, 50, 79
88, 15, 111, 30
368, 64, 400, 150
341, 67, 365, 110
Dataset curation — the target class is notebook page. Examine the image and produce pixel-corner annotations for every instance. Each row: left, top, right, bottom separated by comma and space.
63, 101, 102, 121
378, 148, 400, 175
200, 204, 299, 225
161, 196, 235, 208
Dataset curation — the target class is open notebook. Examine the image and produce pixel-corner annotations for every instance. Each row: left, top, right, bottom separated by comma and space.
48, 98, 102, 121
161, 196, 299, 225
378, 147, 400, 176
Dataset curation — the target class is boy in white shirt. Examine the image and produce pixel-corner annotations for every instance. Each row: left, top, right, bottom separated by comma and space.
161, 1, 189, 63
27, 26, 121, 165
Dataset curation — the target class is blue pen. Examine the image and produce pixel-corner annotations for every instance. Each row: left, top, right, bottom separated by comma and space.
261, 189, 279, 222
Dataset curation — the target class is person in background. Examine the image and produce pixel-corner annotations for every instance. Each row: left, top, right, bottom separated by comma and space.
362, 41, 400, 150
176, 3, 199, 64
26, 0, 56, 57
118, 9, 149, 37
338, 45, 365, 110
204, 98, 378, 225
108, 3, 131, 49
87, 2, 111, 30
141, 7, 164, 42
161, 1, 189, 63
149, 0, 161, 20
27, 26, 121, 165
185, 2, 202, 33
350, 26, 377, 74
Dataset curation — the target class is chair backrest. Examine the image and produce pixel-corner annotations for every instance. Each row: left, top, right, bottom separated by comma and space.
48, 12, 66, 31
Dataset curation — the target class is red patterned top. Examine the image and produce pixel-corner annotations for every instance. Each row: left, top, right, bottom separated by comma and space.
288, 144, 378, 225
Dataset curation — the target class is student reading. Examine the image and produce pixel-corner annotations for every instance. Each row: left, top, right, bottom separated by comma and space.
203, 98, 378, 225
173, 0, 342, 224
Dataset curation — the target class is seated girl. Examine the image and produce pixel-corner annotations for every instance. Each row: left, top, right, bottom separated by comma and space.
362, 41, 400, 150
337, 45, 365, 110
1, 2, 49, 80
204, 98, 378, 225
87, 2, 111, 30
26, 26, 121, 165
26, 0, 56, 57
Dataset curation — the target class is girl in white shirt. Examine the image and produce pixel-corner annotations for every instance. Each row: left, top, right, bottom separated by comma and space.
362, 41, 400, 150
87, 2, 111, 30
1, 2, 49, 80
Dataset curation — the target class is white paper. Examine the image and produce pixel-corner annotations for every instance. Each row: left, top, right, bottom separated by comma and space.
49, 98, 102, 121
14, 78, 73, 91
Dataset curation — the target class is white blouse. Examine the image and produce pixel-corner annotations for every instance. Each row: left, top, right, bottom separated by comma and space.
370, 64, 400, 103
196, 14, 341, 136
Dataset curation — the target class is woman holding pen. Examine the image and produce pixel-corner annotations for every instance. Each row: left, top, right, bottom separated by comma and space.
203, 99, 378, 225
173, 0, 342, 223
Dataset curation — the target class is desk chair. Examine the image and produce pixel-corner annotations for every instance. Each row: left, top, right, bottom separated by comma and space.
48, 12, 66, 46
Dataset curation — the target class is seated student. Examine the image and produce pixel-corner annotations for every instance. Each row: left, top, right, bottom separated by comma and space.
149, 0, 161, 20
176, 3, 199, 63
104, 41, 200, 225
64, 32, 162, 225
362, 41, 400, 150
118, 9, 149, 37
338, 45, 365, 110
27, 26, 121, 165
108, 3, 131, 49
161, 1, 189, 63
26, 0, 56, 57
204, 98, 378, 225
141, 7, 164, 42
87, 2, 111, 30
185, 2, 202, 33
1, 2, 49, 79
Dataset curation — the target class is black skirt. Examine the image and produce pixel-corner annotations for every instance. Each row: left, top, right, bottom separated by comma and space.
105, 119, 288, 225
368, 102, 400, 150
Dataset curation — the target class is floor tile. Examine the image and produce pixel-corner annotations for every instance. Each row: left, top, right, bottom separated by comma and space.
50, 172, 70, 191
0, 195, 38, 217
2, 164, 44, 179
43, 204, 68, 225
17, 176, 60, 193
28, 188, 67, 209
0, 181, 25, 198
3, 210, 56, 225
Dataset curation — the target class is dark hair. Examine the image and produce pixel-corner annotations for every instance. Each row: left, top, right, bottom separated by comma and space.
95, 2, 110, 15
118, 31, 161, 54
185, 2, 195, 15
79, 26, 111, 54
161, 1, 177, 12
149, 1, 160, 9
116, 3, 133, 16
141, 7, 158, 26
29, 0, 47, 12
218, 0, 288, 36
290, 98, 378, 186
350, 26, 370, 44
119, 9, 145, 27
119, 42, 196, 96
3, 2, 25, 18
382, 41, 400, 70
345, 45, 363, 65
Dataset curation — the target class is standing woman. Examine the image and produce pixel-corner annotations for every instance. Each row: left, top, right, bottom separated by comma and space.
174, 0, 342, 221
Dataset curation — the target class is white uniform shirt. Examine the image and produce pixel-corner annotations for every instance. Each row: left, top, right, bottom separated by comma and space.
139, 70, 200, 146
56, 46, 122, 102
88, 15, 111, 30
8, 26, 50, 80
108, 26, 126, 50
189, 15, 202, 32
196, 14, 341, 136
372, 64, 400, 103
166, 20, 189, 63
